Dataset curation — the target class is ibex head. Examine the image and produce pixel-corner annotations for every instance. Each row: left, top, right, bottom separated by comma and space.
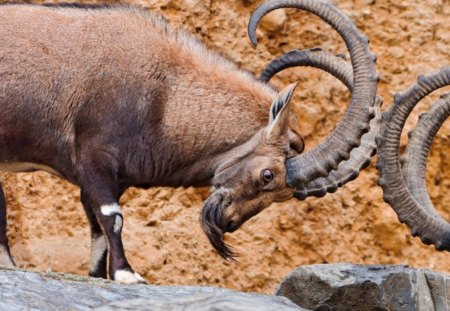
201, 84, 303, 259
201, 0, 379, 260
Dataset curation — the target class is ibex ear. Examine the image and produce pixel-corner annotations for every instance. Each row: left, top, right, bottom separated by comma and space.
266, 83, 298, 140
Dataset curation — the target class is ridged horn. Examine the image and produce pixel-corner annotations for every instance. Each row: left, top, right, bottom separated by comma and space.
376, 67, 450, 251
260, 48, 381, 199
402, 93, 450, 216
260, 48, 353, 90
249, 0, 378, 186
295, 96, 381, 199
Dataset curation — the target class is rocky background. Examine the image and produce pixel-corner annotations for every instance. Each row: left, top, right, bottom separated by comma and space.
0, 0, 449, 294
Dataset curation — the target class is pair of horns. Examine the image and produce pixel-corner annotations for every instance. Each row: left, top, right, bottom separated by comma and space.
251, 1, 450, 253
377, 68, 450, 251
249, 0, 379, 198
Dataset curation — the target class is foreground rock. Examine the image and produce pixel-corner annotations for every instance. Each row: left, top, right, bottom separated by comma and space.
5, 264, 449, 310
276, 264, 450, 311
96, 292, 304, 311
0, 267, 304, 311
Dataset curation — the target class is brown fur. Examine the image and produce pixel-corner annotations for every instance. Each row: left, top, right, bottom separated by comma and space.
0, 4, 302, 278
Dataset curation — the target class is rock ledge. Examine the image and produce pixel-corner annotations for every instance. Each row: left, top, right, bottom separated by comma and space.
276, 264, 450, 311
0, 267, 303, 311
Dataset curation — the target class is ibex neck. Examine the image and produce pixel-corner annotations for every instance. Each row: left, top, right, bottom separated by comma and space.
154, 77, 275, 187
169, 129, 267, 188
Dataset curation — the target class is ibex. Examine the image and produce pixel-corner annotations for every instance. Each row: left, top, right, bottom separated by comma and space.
0, 0, 378, 283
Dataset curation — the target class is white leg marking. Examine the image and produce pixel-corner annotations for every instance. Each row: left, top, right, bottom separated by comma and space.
0, 245, 15, 268
114, 270, 147, 284
89, 235, 107, 273
100, 203, 122, 216
113, 215, 123, 234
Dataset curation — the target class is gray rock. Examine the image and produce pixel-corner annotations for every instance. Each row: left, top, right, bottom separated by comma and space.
0, 267, 305, 311
96, 292, 304, 311
276, 264, 450, 311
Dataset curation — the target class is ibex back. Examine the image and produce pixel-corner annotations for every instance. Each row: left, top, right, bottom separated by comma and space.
0, 1, 378, 284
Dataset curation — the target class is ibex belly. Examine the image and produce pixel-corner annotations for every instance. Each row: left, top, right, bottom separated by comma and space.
0, 162, 61, 177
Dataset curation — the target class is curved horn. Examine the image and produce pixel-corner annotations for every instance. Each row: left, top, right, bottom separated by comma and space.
249, 0, 378, 187
377, 67, 450, 251
260, 48, 353, 90
401, 93, 450, 215
260, 48, 381, 199
295, 96, 381, 199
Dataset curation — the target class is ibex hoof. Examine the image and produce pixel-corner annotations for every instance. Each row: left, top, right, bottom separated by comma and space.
0, 246, 15, 268
113, 270, 147, 285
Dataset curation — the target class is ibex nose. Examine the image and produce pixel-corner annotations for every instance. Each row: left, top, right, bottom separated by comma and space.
224, 220, 239, 233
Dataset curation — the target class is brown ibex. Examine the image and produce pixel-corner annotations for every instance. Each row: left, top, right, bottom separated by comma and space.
0, 0, 378, 283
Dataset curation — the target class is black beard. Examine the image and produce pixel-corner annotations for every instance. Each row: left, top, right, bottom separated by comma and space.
200, 191, 236, 260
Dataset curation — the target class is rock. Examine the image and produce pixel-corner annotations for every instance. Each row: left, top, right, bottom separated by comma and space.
0, 267, 305, 311
260, 9, 287, 32
276, 264, 450, 311
389, 46, 405, 59
96, 292, 305, 311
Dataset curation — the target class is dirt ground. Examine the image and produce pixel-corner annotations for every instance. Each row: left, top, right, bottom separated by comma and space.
1, 0, 449, 294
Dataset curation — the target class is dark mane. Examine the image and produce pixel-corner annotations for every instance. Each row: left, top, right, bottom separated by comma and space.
42, 3, 114, 9
0, 2, 139, 10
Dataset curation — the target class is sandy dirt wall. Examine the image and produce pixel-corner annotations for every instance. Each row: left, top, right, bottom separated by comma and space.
1, 0, 449, 294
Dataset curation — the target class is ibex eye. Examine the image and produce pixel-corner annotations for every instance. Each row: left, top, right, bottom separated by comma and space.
262, 169, 274, 184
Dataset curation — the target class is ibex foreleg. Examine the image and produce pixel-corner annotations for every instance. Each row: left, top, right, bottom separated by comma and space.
80, 156, 145, 284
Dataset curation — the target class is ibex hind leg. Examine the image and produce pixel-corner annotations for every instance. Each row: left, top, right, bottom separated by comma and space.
0, 184, 15, 267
